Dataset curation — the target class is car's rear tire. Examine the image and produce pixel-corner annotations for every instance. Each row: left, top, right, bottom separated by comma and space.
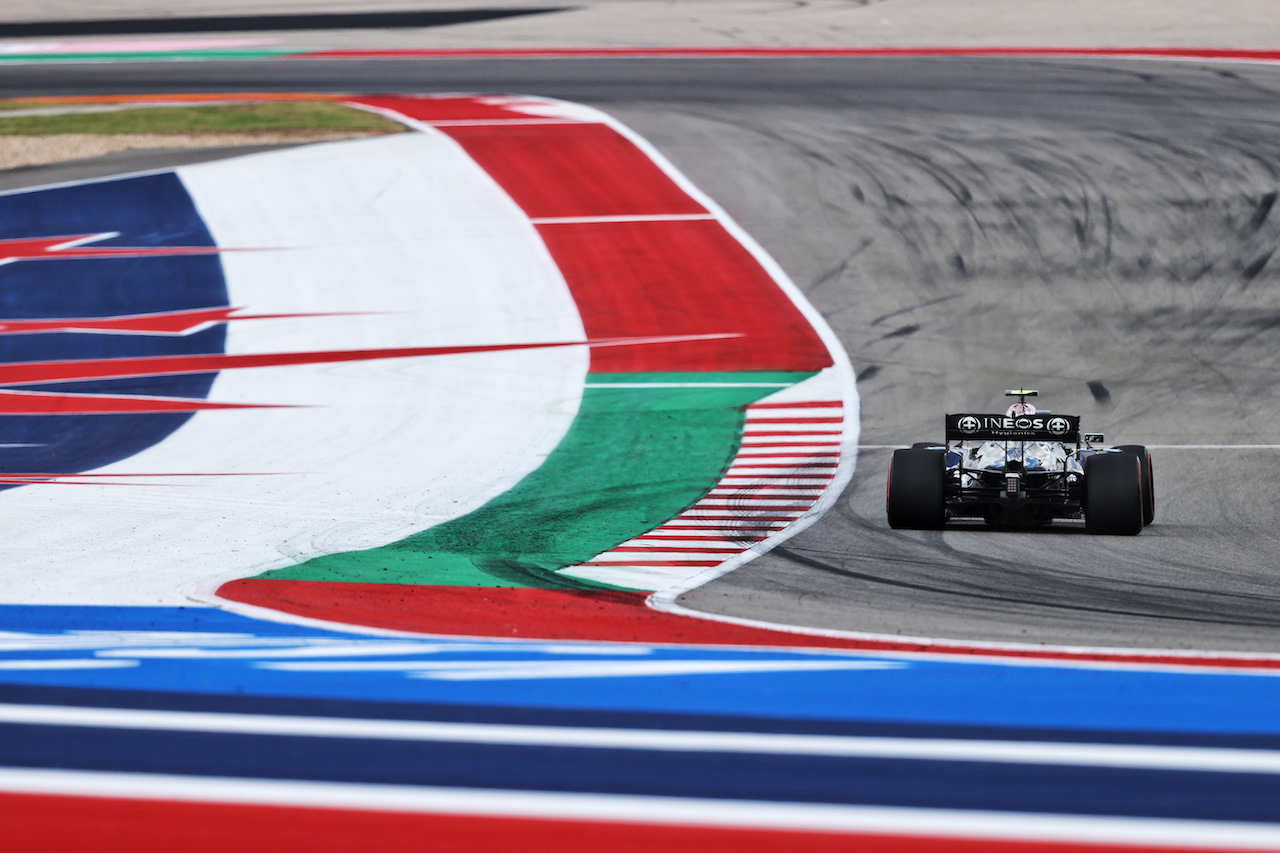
1084, 452, 1144, 535
1116, 444, 1155, 525
887, 447, 946, 529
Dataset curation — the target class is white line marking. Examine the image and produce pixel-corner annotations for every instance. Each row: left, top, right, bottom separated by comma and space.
1, 769, 1280, 847
530, 214, 716, 224
0, 659, 137, 670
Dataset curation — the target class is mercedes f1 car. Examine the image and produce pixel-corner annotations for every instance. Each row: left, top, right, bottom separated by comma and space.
886, 390, 1154, 535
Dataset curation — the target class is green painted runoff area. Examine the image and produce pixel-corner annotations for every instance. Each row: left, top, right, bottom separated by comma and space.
260, 372, 813, 590
0, 100, 402, 135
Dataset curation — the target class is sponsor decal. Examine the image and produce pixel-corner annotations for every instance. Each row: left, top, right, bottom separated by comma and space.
945, 414, 1080, 441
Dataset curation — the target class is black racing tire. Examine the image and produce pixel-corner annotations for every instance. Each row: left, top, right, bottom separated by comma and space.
912, 442, 944, 449
887, 447, 946, 530
1116, 444, 1155, 526
1084, 452, 1144, 535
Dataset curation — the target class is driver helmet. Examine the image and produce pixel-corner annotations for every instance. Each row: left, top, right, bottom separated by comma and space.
1005, 402, 1036, 417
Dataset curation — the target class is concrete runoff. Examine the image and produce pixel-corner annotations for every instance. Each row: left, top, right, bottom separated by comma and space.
4, 57, 1280, 649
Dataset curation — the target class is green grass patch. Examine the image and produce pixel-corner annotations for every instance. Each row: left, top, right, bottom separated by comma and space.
0, 101, 404, 136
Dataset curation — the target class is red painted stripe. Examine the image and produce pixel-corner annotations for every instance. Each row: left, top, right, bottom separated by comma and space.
534, 221, 833, 373
0, 389, 284, 415
693, 505, 809, 512
728, 463, 838, 469
0, 472, 284, 479
740, 441, 841, 448
0, 307, 234, 336
0, 791, 1226, 853
698, 496, 814, 502
745, 417, 843, 424
0, 336, 706, 388
747, 427, 844, 435
609, 546, 741, 553
216, 581, 1280, 670
635, 535, 765, 542
749, 400, 843, 409
659, 518, 794, 524
0, 233, 228, 265
609, 545, 742, 550
718, 474, 834, 481
734, 451, 840, 457
583, 559, 724, 567
300, 46, 1280, 62
681, 509, 803, 515
442, 123, 704, 219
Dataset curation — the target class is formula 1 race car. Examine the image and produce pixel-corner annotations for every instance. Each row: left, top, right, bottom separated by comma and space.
886, 390, 1154, 535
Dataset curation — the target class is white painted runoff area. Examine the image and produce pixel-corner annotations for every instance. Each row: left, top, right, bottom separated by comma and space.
0, 130, 587, 605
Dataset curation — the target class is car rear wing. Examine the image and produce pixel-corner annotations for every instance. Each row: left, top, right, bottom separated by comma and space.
946, 413, 1081, 442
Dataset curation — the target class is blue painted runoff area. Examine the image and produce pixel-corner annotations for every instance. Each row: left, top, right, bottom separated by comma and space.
2, 605, 1280, 741
0, 172, 227, 477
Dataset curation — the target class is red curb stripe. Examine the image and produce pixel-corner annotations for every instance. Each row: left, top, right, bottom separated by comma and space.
696, 502, 803, 507
745, 416, 844, 424
347, 94, 837, 375
735, 451, 840, 457
728, 463, 838, 469
609, 546, 742, 553
218, 581, 1280, 670
533, 220, 834, 372
659, 517, 797, 523
738, 443, 841, 448
747, 427, 844, 435
584, 560, 724, 567
635, 535, 766, 542
0, 336, 711, 387
749, 400, 843, 409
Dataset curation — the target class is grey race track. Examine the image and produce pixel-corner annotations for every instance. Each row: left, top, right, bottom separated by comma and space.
4, 57, 1280, 651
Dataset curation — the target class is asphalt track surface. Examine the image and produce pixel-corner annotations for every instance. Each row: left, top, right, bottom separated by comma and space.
5, 57, 1280, 652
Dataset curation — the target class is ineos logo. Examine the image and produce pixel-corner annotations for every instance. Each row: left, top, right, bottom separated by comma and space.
1015, 417, 1032, 429
958, 416, 980, 434
1048, 417, 1069, 436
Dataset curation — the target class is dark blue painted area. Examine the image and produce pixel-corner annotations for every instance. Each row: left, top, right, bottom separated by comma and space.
3, 722, 1280, 823
0, 174, 227, 475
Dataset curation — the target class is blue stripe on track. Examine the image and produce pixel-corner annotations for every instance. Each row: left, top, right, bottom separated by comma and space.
5, 607, 1280, 744
3, 723, 1280, 823
7, 681, 1280, 749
